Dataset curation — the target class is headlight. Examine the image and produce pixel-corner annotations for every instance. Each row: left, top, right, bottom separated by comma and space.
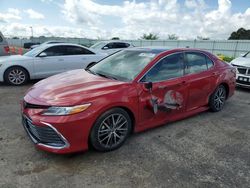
42, 103, 91, 116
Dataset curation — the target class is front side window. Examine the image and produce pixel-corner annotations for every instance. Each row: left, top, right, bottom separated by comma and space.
89, 50, 159, 81
141, 53, 185, 82
42, 46, 66, 56
185, 52, 208, 74
114, 43, 129, 48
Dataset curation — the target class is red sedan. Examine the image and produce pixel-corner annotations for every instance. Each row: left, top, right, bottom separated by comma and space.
21, 48, 236, 154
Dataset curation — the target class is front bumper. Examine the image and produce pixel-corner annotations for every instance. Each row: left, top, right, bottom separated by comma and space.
236, 74, 250, 89
21, 103, 96, 154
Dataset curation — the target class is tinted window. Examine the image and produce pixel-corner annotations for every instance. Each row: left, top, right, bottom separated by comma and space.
0, 36, 3, 42
42, 46, 66, 56
65, 46, 94, 55
104, 43, 114, 49
186, 52, 208, 74
142, 53, 184, 82
114, 43, 130, 48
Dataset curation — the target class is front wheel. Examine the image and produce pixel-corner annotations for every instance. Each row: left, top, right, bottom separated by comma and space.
4, 67, 29, 86
209, 85, 227, 112
90, 108, 132, 152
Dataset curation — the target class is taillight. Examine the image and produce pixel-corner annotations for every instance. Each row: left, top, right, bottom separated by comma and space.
4, 46, 10, 54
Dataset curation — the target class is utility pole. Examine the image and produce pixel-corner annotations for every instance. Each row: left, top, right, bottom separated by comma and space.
30, 26, 33, 41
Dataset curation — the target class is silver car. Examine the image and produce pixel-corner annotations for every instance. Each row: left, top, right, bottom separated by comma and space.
0, 32, 9, 56
231, 51, 250, 88
90, 41, 134, 55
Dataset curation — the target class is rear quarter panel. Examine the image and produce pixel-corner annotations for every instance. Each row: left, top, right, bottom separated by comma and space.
210, 57, 236, 98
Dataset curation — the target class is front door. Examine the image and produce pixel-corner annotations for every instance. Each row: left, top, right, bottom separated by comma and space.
137, 52, 189, 129
34, 46, 67, 78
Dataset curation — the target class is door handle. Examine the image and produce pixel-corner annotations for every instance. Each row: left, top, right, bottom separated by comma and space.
212, 72, 218, 76
177, 81, 187, 86
58, 59, 64, 61
158, 85, 167, 89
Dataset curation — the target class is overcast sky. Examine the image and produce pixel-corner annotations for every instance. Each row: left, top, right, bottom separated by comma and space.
0, 0, 249, 39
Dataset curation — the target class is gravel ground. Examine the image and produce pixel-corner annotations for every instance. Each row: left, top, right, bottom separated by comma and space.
0, 83, 249, 188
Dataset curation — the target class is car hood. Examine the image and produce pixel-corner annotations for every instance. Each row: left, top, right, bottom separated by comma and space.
231, 57, 250, 67
0, 55, 32, 63
24, 69, 127, 106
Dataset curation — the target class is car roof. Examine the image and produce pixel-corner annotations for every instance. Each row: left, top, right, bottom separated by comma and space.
98, 40, 132, 44
125, 46, 212, 54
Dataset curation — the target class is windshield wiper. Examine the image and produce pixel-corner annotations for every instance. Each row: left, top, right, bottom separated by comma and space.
95, 72, 118, 80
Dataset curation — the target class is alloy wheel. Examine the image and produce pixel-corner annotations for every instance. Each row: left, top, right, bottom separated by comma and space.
97, 113, 129, 149
214, 86, 226, 111
8, 69, 26, 85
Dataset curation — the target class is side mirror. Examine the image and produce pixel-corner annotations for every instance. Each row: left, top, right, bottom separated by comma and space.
144, 82, 153, 91
39, 52, 47, 57
103, 46, 109, 50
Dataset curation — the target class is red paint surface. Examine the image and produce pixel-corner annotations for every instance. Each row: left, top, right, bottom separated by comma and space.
22, 48, 236, 154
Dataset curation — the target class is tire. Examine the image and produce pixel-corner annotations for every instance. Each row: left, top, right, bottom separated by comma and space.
4, 66, 29, 86
209, 85, 227, 112
90, 108, 132, 152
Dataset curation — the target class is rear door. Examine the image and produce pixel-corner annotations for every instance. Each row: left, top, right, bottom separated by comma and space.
137, 52, 189, 129
33, 46, 67, 78
184, 51, 215, 111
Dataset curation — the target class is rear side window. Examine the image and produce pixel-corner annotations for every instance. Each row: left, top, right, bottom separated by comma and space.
141, 53, 184, 82
185, 52, 208, 74
65, 46, 94, 55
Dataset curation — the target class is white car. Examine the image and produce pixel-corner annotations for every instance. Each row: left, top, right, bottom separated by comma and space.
231, 51, 250, 88
90, 41, 134, 55
0, 43, 107, 85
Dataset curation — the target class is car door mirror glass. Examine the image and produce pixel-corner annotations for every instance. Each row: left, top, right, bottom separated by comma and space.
103, 46, 108, 50
39, 52, 47, 57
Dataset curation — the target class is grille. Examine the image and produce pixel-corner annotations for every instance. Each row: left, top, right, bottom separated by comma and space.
232, 64, 250, 76
238, 68, 247, 74
23, 116, 65, 147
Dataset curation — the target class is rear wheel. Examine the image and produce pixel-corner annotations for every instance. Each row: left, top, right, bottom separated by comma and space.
4, 67, 29, 86
209, 85, 226, 112
90, 108, 132, 152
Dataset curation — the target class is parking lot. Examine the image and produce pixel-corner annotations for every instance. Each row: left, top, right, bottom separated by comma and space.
0, 83, 249, 188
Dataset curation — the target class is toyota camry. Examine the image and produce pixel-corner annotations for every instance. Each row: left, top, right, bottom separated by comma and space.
21, 47, 236, 154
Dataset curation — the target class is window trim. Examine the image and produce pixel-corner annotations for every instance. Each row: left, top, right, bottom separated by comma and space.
184, 51, 215, 76
138, 52, 185, 83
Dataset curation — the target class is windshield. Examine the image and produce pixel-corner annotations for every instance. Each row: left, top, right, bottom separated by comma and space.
23, 45, 47, 57
91, 42, 106, 49
89, 50, 158, 81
